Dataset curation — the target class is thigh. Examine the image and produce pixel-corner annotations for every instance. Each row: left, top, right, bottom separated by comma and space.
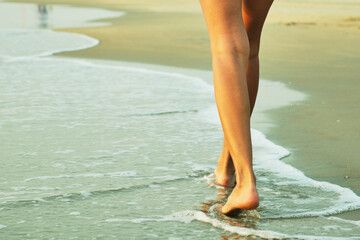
242, 0, 274, 43
199, 0, 247, 45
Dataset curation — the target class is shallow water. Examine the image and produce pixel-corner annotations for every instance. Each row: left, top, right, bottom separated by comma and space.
1, 3, 360, 239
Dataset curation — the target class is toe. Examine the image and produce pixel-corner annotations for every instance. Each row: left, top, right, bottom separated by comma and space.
221, 204, 243, 217
221, 203, 231, 214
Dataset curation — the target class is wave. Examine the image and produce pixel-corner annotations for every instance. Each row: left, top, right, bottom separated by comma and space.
0, 29, 99, 61
23, 171, 137, 182
160, 210, 357, 240
0, 175, 192, 208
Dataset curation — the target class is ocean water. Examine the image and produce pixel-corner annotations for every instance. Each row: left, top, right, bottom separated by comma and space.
1, 3, 360, 240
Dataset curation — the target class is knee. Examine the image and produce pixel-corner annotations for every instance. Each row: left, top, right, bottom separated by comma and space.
211, 37, 250, 61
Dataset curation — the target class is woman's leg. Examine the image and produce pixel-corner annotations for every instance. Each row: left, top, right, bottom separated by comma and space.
214, 0, 274, 190
244, 0, 274, 112
199, 0, 258, 213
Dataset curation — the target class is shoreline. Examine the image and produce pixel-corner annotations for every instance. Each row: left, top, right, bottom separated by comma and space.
4, 0, 360, 220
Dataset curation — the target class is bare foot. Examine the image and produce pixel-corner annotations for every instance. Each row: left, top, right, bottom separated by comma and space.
214, 148, 236, 188
221, 181, 259, 216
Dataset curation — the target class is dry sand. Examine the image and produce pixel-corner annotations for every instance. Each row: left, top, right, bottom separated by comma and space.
7, 0, 360, 219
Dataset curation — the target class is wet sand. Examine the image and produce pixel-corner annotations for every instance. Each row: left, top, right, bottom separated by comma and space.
7, 0, 360, 219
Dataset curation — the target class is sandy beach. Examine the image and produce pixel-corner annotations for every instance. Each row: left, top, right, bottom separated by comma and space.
3, 0, 360, 227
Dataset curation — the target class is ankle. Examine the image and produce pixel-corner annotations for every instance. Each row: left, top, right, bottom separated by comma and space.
235, 169, 256, 186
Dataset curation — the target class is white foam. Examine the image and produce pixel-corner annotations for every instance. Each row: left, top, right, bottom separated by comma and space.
0, 224, 7, 229
327, 216, 360, 227
251, 128, 360, 218
82, 162, 113, 167
72, 58, 213, 93
110, 211, 356, 239
69, 212, 81, 216
80, 190, 92, 197
54, 150, 75, 154
184, 162, 215, 172
168, 237, 182, 240
23, 171, 137, 182
27, 187, 58, 191
203, 173, 223, 189
104, 218, 126, 223
163, 210, 354, 240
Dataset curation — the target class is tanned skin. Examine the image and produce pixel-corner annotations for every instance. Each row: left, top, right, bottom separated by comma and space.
199, 0, 274, 214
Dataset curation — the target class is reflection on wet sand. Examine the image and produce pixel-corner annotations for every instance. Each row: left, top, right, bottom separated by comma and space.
220, 234, 258, 240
